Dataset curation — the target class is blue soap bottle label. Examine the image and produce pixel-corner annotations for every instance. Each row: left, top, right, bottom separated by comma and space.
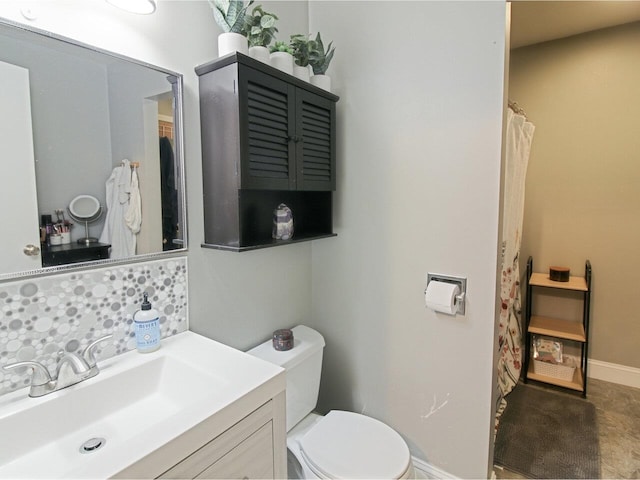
134, 292, 161, 353
135, 317, 160, 352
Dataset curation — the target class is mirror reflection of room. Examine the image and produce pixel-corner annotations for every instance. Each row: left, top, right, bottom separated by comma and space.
157, 96, 181, 252
0, 21, 184, 274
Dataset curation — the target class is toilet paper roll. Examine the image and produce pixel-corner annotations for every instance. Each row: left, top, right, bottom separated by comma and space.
425, 281, 460, 315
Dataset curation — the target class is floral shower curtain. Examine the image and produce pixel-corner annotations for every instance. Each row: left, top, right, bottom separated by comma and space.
495, 106, 535, 429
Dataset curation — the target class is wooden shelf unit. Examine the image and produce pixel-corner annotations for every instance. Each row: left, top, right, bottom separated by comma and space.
526, 362, 584, 392
529, 272, 588, 292
528, 316, 586, 342
523, 257, 592, 397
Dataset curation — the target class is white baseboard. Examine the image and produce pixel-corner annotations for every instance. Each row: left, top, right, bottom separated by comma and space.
412, 456, 458, 479
588, 359, 640, 389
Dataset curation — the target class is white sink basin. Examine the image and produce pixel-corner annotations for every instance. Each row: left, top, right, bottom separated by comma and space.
0, 331, 283, 479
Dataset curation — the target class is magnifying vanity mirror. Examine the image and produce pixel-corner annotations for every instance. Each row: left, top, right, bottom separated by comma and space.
67, 195, 103, 245
0, 19, 187, 280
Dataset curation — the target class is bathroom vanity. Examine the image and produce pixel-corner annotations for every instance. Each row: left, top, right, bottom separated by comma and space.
110, 334, 287, 479
0, 332, 286, 479
115, 389, 286, 479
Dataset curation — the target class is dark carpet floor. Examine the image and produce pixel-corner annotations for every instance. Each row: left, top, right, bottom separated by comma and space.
494, 383, 600, 479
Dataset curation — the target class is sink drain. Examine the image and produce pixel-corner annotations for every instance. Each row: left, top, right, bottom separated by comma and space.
79, 437, 106, 454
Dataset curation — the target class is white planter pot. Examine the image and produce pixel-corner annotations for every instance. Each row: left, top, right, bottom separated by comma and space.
248, 46, 270, 64
293, 65, 310, 82
218, 32, 248, 57
270, 51, 293, 75
310, 74, 331, 92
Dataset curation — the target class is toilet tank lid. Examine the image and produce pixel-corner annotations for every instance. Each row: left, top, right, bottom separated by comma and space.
247, 325, 325, 369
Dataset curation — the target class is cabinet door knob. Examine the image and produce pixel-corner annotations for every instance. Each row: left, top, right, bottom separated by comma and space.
23, 244, 40, 256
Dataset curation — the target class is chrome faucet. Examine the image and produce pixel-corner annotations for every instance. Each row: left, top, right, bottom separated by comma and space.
2, 334, 112, 397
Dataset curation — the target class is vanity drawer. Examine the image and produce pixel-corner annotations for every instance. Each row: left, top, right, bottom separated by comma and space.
159, 400, 274, 479
196, 421, 273, 479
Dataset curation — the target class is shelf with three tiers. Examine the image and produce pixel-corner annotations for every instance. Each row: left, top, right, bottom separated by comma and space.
523, 257, 592, 397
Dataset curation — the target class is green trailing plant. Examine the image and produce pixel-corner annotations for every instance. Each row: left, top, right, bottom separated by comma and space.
289, 34, 316, 67
244, 5, 278, 47
269, 40, 293, 55
308, 32, 335, 75
208, 0, 253, 34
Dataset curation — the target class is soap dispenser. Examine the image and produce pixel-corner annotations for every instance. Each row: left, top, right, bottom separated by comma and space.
134, 292, 161, 353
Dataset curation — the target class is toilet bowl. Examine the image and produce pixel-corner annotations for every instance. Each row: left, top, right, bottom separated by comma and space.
247, 325, 414, 479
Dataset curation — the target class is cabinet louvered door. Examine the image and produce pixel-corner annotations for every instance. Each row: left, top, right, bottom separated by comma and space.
197, 53, 338, 250
296, 89, 336, 191
239, 67, 296, 190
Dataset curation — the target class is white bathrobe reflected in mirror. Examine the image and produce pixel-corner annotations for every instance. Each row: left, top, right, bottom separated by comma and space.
99, 159, 141, 259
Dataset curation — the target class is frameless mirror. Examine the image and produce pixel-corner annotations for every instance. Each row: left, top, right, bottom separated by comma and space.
0, 19, 187, 280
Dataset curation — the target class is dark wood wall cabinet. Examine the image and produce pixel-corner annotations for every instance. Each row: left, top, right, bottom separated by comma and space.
195, 53, 339, 251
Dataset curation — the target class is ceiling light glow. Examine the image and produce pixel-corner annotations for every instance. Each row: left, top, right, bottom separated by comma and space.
106, 0, 157, 15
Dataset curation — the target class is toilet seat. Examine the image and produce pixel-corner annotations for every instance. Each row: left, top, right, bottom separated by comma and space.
298, 410, 412, 479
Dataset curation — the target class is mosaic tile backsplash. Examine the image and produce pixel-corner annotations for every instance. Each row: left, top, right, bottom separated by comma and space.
0, 257, 188, 396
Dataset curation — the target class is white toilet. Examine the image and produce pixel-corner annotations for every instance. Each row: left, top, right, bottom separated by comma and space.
248, 325, 415, 479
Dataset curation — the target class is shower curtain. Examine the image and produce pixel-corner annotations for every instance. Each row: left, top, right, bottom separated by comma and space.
495, 107, 535, 429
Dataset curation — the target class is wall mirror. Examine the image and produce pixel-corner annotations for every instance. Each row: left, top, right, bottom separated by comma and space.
0, 19, 187, 281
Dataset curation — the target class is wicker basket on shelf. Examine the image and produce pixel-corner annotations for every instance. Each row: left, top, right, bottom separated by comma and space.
533, 355, 577, 381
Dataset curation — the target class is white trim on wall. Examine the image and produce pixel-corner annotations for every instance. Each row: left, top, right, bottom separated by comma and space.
412, 456, 458, 480
588, 359, 640, 389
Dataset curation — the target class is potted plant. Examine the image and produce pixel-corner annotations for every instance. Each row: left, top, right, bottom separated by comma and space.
308, 32, 335, 91
290, 34, 315, 82
244, 5, 278, 63
269, 40, 294, 75
208, 0, 253, 57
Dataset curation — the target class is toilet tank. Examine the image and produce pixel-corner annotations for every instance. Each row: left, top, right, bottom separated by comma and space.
247, 325, 325, 432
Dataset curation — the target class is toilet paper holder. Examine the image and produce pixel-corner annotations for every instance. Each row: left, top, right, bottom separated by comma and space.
425, 273, 467, 315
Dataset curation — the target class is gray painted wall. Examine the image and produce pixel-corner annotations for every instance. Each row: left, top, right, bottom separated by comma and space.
308, 2, 506, 477
184, 0, 314, 351
0, 1, 506, 477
